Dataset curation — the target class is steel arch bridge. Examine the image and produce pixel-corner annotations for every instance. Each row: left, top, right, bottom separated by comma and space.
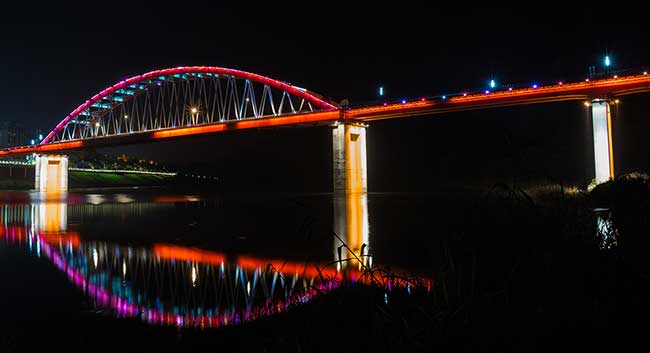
43, 66, 339, 145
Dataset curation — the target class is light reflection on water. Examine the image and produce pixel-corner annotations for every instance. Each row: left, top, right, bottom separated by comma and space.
0, 191, 428, 329
1, 201, 340, 328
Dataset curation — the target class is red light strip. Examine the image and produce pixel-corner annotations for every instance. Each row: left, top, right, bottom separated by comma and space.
0, 141, 83, 156
346, 73, 650, 120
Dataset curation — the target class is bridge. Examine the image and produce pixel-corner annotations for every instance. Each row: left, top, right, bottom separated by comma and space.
2, 66, 650, 192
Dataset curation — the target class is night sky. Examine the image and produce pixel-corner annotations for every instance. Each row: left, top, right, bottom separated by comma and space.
2, 3, 650, 191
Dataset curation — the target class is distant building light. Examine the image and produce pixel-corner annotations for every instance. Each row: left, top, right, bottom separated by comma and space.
558, 81, 563, 85
644, 71, 648, 75
30, 139, 35, 145
401, 100, 406, 104
441, 95, 446, 100
605, 55, 610, 67
463, 92, 467, 96
532, 84, 538, 88
379, 86, 384, 96
585, 78, 590, 82
490, 79, 496, 88
38, 134, 43, 140
508, 87, 513, 91
484, 90, 490, 94
584, 101, 591, 107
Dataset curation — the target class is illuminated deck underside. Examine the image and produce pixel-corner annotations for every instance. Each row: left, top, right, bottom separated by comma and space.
2, 73, 649, 156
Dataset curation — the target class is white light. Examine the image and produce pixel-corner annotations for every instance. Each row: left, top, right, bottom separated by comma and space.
585, 78, 590, 82
592, 100, 613, 183
191, 266, 197, 287
245, 97, 250, 102
613, 75, 618, 78
95, 122, 100, 127
605, 55, 610, 67
93, 248, 98, 268
584, 101, 591, 107
191, 107, 198, 114
490, 79, 496, 88
122, 260, 127, 277
645, 71, 648, 75
124, 115, 128, 119
246, 281, 251, 295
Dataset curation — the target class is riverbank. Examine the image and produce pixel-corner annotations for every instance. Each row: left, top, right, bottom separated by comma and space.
0, 170, 174, 190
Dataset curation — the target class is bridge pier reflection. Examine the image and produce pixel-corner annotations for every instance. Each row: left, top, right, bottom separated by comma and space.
35, 154, 68, 192
333, 193, 370, 270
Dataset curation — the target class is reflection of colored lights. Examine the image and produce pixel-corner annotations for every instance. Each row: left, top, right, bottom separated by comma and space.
153, 244, 225, 265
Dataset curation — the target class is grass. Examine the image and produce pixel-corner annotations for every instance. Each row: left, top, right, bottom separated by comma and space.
0, 171, 174, 190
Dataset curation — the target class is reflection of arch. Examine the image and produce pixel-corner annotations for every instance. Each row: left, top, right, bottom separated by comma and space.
43, 66, 338, 144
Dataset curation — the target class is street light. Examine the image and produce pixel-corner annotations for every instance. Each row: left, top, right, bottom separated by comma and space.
191, 107, 198, 114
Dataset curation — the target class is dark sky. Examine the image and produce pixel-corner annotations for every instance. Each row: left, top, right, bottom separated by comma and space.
1, 3, 650, 190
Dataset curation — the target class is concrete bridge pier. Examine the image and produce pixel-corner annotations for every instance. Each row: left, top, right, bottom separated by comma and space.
332, 122, 367, 194
332, 122, 370, 270
591, 99, 615, 184
35, 154, 68, 191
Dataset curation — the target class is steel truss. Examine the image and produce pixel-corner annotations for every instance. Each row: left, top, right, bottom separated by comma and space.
48, 69, 335, 143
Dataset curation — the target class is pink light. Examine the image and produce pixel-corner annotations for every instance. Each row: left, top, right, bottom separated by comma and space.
585, 78, 590, 82
463, 93, 467, 96
508, 87, 513, 91
421, 98, 426, 101
558, 81, 563, 85
41, 66, 339, 144
383, 102, 387, 106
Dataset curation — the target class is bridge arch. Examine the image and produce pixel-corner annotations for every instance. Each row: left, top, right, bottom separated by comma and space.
42, 66, 338, 144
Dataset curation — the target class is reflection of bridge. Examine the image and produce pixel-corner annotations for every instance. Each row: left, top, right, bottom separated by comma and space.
2, 66, 649, 191
0, 200, 429, 328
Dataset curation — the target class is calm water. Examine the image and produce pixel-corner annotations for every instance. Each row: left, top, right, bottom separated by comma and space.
0, 188, 473, 330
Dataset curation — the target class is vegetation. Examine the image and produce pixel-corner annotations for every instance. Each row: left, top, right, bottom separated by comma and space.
68, 152, 171, 173
68, 171, 174, 188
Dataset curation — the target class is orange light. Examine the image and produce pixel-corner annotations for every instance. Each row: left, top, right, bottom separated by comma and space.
152, 111, 339, 139
153, 244, 225, 265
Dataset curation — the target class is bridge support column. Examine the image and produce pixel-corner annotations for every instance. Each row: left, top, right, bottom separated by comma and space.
591, 99, 614, 184
35, 155, 68, 192
332, 122, 370, 270
332, 122, 367, 194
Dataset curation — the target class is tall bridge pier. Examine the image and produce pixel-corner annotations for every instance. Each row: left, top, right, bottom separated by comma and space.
332, 122, 370, 269
35, 154, 68, 192
590, 99, 615, 184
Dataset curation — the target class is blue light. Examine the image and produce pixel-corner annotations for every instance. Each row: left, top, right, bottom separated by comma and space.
441, 95, 446, 100
485, 90, 490, 94
532, 84, 538, 88
401, 99, 406, 104
379, 86, 384, 96
490, 79, 496, 88
605, 55, 610, 67
38, 134, 43, 140
30, 139, 35, 145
